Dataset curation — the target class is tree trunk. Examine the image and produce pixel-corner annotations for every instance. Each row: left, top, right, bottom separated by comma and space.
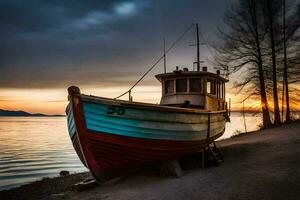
283, 0, 291, 122
257, 59, 272, 128
267, 0, 281, 125
253, 0, 272, 128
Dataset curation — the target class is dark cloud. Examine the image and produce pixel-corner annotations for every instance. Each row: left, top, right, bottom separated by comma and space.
0, 0, 135, 33
0, 0, 231, 89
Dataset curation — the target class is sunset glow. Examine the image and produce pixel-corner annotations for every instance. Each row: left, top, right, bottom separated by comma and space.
2, 84, 298, 115
0, 85, 162, 115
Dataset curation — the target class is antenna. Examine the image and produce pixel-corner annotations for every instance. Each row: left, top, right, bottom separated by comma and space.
164, 38, 166, 73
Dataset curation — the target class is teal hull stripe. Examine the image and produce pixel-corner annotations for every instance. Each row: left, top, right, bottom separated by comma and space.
83, 102, 224, 141
86, 118, 205, 139
84, 101, 208, 123
85, 110, 206, 132
84, 102, 223, 128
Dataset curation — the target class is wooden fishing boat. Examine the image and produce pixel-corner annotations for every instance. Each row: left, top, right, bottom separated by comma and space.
66, 24, 230, 182
66, 68, 229, 182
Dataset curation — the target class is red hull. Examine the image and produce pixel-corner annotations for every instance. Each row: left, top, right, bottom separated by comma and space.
72, 129, 222, 181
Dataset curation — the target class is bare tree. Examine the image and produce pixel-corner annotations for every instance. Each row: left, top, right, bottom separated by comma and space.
214, 0, 272, 128
266, 0, 300, 121
282, 1, 300, 121
261, 0, 282, 124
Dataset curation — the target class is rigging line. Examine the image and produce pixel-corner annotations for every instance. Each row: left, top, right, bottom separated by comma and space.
198, 29, 216, 57
114, 23, 194, 99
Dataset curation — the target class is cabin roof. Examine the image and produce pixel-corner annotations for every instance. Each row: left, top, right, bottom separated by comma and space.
155, 71, 228, 82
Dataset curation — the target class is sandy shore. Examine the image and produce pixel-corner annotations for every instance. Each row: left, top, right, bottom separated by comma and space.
1, 122, 300, 200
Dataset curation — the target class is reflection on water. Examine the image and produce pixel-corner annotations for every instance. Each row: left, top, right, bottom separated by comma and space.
221, 112, 262, 139
0, 113, 299, 190
221, 111, 300, 140
0, 117, 87, 191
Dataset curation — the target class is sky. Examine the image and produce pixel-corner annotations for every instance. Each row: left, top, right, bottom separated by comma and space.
0, 0, 296, 114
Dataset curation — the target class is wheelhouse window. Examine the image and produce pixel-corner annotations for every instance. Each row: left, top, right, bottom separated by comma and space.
207, 79, 216, 95
189, 78, 202, 92
165, 80, 174, 94
176, 79, 187, 93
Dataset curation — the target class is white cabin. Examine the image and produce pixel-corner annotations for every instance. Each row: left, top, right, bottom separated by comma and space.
155, 67, 228, 111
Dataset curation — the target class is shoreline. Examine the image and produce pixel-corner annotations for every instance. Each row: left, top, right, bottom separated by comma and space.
1, 121, 300, 200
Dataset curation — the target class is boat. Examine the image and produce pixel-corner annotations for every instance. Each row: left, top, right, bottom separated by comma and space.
66, 24, 230, 182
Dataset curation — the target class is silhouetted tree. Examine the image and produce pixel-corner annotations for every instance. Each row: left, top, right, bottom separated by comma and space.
261, 0, 282, 124
266, 0, 300, 122
281, 1, 300, 121
214, 0, 272, 128
282, 0, 290, 121
215, 0, 300, 127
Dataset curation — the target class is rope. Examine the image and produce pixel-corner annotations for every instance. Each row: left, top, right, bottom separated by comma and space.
114, 23, 194, 99
198, 28, 216, 58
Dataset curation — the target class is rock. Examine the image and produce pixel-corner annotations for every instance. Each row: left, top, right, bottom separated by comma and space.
48, 193, 66, 200
59, 170, 70, 177
72, 178, 99, 192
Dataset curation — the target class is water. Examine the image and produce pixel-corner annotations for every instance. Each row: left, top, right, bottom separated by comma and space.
0, 113, 297, 190
222, 112, 263, 139
0, 117, 87, 191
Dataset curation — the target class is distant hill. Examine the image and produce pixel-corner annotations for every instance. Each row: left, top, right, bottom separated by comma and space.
0, 109, 64, 117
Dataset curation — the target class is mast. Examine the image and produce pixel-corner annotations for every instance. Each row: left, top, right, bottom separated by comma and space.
196, 23, 200, 71
164, 38, 166, 73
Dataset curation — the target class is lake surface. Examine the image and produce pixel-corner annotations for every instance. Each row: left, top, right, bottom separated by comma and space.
0, 117, 86, 190
0, 112, 295, 190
